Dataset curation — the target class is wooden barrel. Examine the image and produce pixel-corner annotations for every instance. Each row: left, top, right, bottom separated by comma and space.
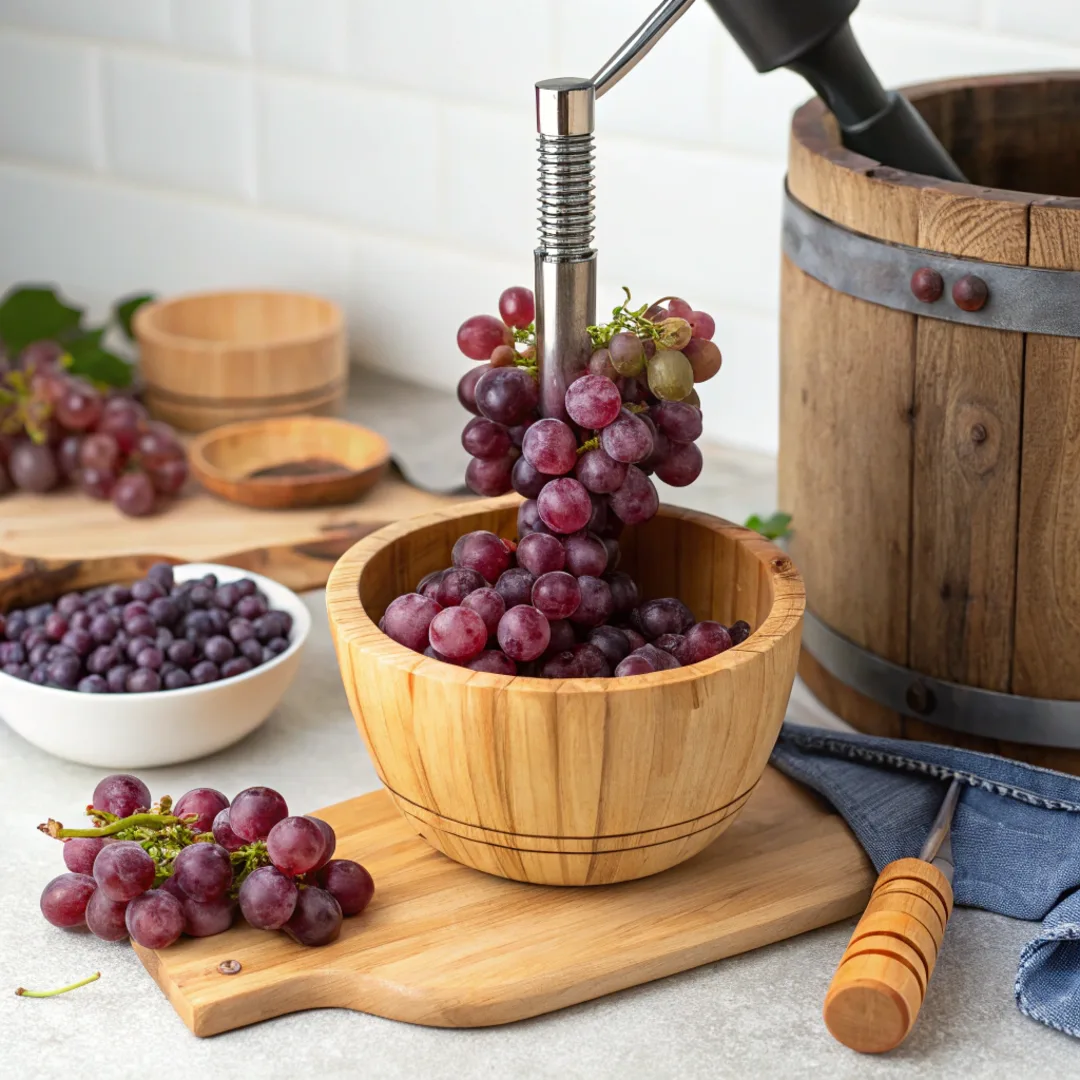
780, 72, 1080, 771
134, 290, 347, 432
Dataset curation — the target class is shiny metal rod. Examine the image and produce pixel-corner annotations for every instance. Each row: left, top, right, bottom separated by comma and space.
919, 777, 961, 884
592, 0, 697, 99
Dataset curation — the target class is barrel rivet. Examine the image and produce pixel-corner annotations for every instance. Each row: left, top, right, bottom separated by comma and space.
910, 267, 944, 303
952, 274, 988, 311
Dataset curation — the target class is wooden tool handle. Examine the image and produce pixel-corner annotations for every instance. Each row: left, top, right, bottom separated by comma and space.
823, 857, 954, 1054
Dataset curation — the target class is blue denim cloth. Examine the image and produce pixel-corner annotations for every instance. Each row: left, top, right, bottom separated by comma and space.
770, 722, 1080, 1038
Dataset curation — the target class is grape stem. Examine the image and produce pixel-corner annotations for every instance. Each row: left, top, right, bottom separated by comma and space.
577, 436, 600, 455
587, 287, 665, 349
16, 972, 101, 998
39, 812, 185, 839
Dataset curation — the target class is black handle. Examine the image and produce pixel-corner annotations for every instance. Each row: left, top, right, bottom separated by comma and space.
705, 0, 966, 182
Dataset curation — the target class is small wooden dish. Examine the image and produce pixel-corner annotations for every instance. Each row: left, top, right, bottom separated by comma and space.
189, 417, 391, 510
134, 289, 347, 432
327, 494, 805, 887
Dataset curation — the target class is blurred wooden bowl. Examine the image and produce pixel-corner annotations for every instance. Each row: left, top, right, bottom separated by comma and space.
189, 417, 390, 510
134, 289, 347, 432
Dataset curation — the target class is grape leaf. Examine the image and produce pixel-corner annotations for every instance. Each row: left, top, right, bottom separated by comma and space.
0, 286, 83, 355
65, 335, 133, 388
114, 293, 155, 342
744, 511, 793, 541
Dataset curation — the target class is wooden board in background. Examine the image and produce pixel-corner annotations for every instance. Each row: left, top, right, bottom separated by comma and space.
136, 768, 874, 1037
0, 471, 459, 592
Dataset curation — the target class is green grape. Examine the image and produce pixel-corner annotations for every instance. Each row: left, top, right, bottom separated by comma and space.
656, 317, 692, 350
647, 350, 694, 402
608, 332, 646, 376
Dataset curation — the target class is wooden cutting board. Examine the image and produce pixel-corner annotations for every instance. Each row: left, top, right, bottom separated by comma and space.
0, 471, 458, 592
135, 767, 874, 1037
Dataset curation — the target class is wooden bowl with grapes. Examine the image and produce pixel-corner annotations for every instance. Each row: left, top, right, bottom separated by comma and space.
327, 493, 804, 887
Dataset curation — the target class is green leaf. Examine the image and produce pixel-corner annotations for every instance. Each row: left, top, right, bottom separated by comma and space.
65, 335, 133, 388
113, 292, 155, 342
745, 511, 793, 541
0, 286, 83, 355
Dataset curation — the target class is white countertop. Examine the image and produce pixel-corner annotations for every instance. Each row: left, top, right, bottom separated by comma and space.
1, 435, 1074, 1078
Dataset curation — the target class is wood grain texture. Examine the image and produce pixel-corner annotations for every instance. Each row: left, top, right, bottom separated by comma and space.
135, 768, 874, 1037
0, 471, 458, 592
134, 290, 347, 432
824, 858, 953, 1054
785, 72, 1080, 767
189, 417, 390, 510
326, 494, 805, 886
1014, 198, 1080, 698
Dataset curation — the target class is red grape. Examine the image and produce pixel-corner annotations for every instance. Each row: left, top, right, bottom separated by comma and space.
681, 621, 733, 663
522, 418, 577, 475
667, 297, 693, 319
212, 807, 246, 852
683, 338, 722, 382
148, 457, 188, 495
589, 348, 618, 379
238, 865, 297, 929
451, 530, 511, 582
266, 816, 328, 877
608, 332, 646, 377
113, 472, 156, 517
8, 441, 59, 492
637, 597, 695, 638
498, 286, 535, 329
56, 434, 83, 479
569, 575, 613, 627
563, 532, 608, 577
457, 314, 513, 360
512, 455, 547, 498
495, 568, 535, 609
575, 447, 626, 494
79, 466, 116, 500
94, 841, 155, 901
615, 654, 658, 676
655, 440, 703, 487
93, 773, 151, 817
382, 593, 441, 651
496, 605, 550, 661
461, 416, 511, 459
436, 567, 487, 607
605, 571, 640, 614
536, 477, 591, 534
86, 888, 130, 941
126, 889, 184, 949
40, 873, 96, 928
465, 453, 515, 496
55, 383, 103, 431
633, 643, 681, 670
174, 787, 229, 833
283, 886, 342, 946
601, 409, 654, 464
515, 532, 565, 576
729, 620, 751, 646
564, 374, 622, 429
531, 571, 580, 620
230, 786, 289, 842
173, 842, 233, 903
463, 649, 516, 675
474, 367, 538, 426
609, 466, 658, 525
689, 310, 715, 339
80, 431, 120, 472
653, 401, 702, 443
587, 625, 632, 667
63, 837, 107, 875
179, 893, 236, 938
457, 364, 489, 415
428, 606, 487, 661
547, 618, 576, 652
460, 587, 505, 635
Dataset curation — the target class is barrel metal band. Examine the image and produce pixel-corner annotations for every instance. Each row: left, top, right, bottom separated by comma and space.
802, 610, 1080, 748
783, 187, 1080, 337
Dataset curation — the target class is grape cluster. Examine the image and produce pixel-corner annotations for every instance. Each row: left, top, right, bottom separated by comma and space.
0, 341, 187, 516
39, 774, 374, 950
457, 287, 720, 528
0, 562, 293, 693
380, 527, 752, 677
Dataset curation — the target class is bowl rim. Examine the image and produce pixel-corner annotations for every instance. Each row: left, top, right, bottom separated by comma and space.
133, 288, 343, 352
327, 493, 805, 693
188, 417, 391, 489
0, 561, 311, 701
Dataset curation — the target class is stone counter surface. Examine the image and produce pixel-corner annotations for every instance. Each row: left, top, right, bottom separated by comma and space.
1, 591, 1072, 1079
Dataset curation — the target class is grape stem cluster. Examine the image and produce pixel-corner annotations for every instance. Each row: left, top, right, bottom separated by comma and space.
587, 287, 664, 349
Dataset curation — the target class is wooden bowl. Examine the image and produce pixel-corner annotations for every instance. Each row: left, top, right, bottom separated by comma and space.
189, 417, 391, 510
133, 289, 347, 432
327, 494, 804, 886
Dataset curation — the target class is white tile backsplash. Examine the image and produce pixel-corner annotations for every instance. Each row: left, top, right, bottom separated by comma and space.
0, 32, 102, 170
103, 53, 256, 200
257, 76, 440, 237
253, 0, 348, 74
3, 0, 1080, 454
170, 0, 252, 59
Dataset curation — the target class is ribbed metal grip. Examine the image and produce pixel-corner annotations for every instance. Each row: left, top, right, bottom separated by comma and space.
537, 133, 596, 259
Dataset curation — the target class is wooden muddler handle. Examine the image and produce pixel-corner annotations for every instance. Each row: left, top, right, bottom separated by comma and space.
823, 857, 954, 1054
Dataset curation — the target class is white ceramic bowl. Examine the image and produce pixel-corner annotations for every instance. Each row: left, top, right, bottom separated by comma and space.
0, 563, 311, 768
